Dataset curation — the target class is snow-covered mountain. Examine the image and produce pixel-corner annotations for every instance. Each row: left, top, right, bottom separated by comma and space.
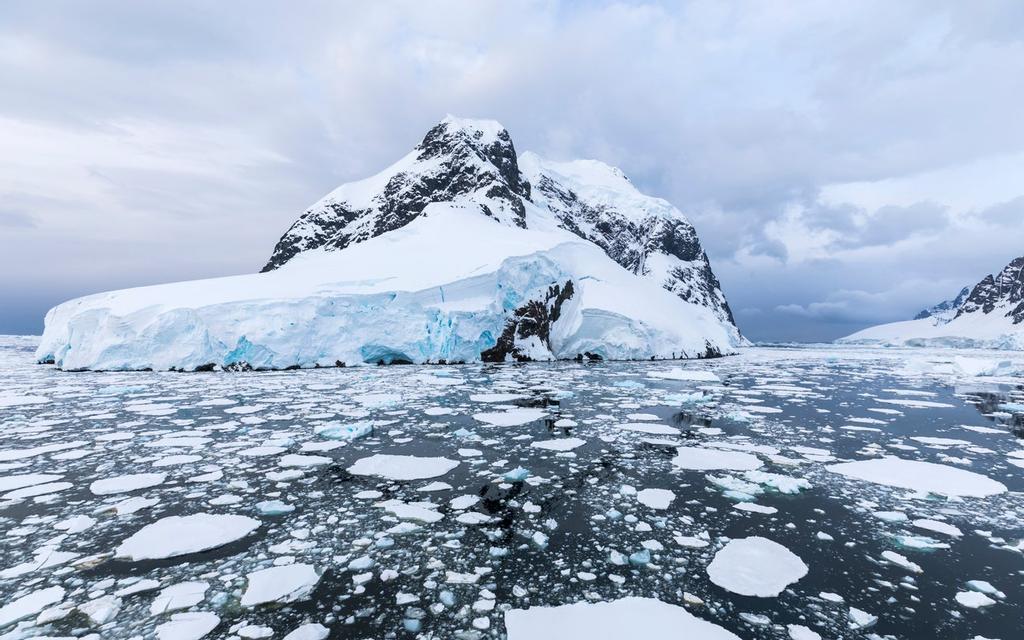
37, 116, 744, 371
912, 286, 970, 323
839, 256, 1024, 350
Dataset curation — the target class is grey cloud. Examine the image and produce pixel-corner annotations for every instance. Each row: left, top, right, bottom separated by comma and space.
0, 210, 36, 228
1, 0, 1022, 338
975, 195, 1024, 227
830, 201, 951, 250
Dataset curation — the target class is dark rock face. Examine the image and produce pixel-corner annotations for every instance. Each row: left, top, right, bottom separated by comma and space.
262, 119, 530, 272
481, 280, 575, 362
955, 256, 1024, 324
529, 173, 737, 327
259, 116, 741, 340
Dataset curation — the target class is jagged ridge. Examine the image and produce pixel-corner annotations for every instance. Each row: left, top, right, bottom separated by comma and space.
262, 116, 530, 272
955, 256, 1024, 324
262, 116, 740, 336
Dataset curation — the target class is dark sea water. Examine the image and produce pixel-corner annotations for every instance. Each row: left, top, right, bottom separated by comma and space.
1, 337, 1022, 639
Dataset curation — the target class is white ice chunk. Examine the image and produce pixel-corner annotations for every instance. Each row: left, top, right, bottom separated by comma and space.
241, 564, 321, 607
636, 488, 676, 510
706, 536, 807, 597
530, 437, 586, 452
672, 447, 762, 471
90, 472, 166, 495
347, 454, 459, 480
115, 514, 260, 560
504, 597, 739, 639
826, 457, 1006, 497
0, 586, 65, 627
150, 581, 210, 615
155, 612, 220, 640
473, 408, 547, 427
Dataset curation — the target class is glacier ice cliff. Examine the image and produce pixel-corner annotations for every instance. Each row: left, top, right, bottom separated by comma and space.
37, 117, 745, 370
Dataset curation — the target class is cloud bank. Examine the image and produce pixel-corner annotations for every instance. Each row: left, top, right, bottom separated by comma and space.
1, 0, 1022, 340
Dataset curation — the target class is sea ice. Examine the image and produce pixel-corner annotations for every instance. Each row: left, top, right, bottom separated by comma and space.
530, 437, 586, 451
282, 624, 330, 640
504, 597, 740, 640
706, 537, 808, 597
0, 586, 65, 628
671, 447, 763, 471
150, 581, 210, 615
955, 591, 996, 608
115, 513, 261, 560
347, 454, 459, 480
90, 472, 166, 495
636, 488, 676, 510
241, 564, 321, 607
647, 368, 722, 383
826, 457, 1006, 497
473, 408, 547, 426
155, 612, 220, 640
617, 423, 681, 435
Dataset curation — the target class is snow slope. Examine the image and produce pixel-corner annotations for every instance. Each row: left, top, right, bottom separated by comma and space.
37, 117, 742, 370
37, 206, 735, 370
840, 256, 1024, 350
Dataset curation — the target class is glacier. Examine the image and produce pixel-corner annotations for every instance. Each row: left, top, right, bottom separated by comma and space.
37, 206, 736, 371
36, 116, 744, 371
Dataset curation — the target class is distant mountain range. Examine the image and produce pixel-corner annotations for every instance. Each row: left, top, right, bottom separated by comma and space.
840, 256, 1024, 349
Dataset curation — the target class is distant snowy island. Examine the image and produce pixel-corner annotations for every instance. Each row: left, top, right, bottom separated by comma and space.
35, 116, 745, 371
839, 256, 1024, 350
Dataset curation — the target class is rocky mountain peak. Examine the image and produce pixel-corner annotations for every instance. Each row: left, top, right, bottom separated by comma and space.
260, 116, 530, 272
258, 116, 741, 340
956, 256, 1024, 324
914, 286, 970, 322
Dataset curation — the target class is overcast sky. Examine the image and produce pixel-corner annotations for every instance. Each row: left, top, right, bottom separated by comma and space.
2, 1, 1022, 341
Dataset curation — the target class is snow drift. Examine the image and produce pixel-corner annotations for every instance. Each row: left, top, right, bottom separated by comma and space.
37, 117, 744, 371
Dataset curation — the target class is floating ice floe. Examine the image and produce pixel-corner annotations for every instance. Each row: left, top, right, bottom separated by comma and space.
470, 393, 528, 403
671, 446, 763, 471
706, 536, 808, 597
647, 368, 722, 383
151, 581, 210, 614
636, 488, 676, 510
155, 612, 221, 640
255, 500, 294, 515
241, 563, 321, 607
315, 422, 373, 440
347, 454, 460, 480
848, 607, 877, 630
3, 481, 73, 500
530, 437, 586, 452
825, 457, 1007, 497
733, 502, 777, 514
617, 423, 681, 435
912, 518, 963, 537
90, 472, 166, 495
881, 550, 922, 573
282, 623, 330, 640
955, 590, 996, 608
503, 597, 740, 639
472, 408, 547, 426
0, 473, 64, 492
115, 513, 261, 560
379, 499, 444, 523
0, 585, 65, 628
787, 624, 822, 640
280, 454, 332, 468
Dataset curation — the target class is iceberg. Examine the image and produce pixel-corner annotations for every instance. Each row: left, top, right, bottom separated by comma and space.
36, 117, 743, 371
